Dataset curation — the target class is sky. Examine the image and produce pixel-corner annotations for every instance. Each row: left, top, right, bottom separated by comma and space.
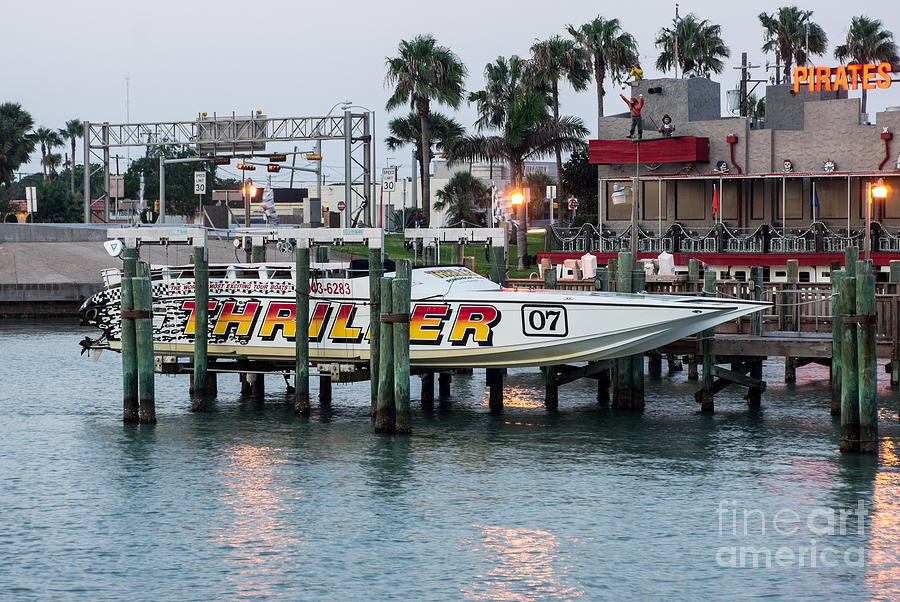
7, 0, 900, 187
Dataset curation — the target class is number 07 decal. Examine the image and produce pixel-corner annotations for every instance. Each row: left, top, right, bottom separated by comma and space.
521, 304, 568, 337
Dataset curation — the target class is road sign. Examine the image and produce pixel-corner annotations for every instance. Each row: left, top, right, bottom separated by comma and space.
382, 167, 397, 192
110, 175, 124, 198
194, 172, 207, 195
337, 200, 346, 212
546, 185, 557, 200
567, 197, 578, 211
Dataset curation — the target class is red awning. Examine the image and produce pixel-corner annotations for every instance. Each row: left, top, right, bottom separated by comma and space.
589, 136, 710, 165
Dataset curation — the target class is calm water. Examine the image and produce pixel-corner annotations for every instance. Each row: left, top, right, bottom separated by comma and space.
3, 320, 900, 599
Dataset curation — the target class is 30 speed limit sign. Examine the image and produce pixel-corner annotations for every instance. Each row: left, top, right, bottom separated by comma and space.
382, 167, 397, 192
194, 171, 207, 195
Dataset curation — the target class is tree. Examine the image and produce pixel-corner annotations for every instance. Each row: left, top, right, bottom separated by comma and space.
759, 7, 827, 85
525, 171, 554, 221
59, 119, 83, 195
434, 171, 490, 226
559, 147, 597, 217
124, 145, 214, 218
0, 102, 36, 187
530, 35, 590, 224
834, 16, 899, 114
451, 92, 587, 269
385, 111, 465, 198
33, 127, 55, 180
747, 94, 766, 122
567, 17, 638, 129
469, 55, 538, 132
656, 13, 731, 77
385, 34, 467, 227
34, 179, 82, 222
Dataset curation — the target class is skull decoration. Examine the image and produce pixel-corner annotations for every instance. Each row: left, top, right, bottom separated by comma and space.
715, 160, 730, 174
783, 160, 793, 173
823, 159, 835, 173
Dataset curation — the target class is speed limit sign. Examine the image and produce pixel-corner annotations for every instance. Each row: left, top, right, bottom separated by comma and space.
382, 167, 397, 192
194, 171, 207, 195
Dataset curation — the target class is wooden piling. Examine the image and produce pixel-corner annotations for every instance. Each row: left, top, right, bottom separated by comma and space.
748, 266, 764, 407
319, 374, 332, 405
191, 245, 209, 408
830, 269, 846, 415
607, 258, 618, 290
844, 246, 859, 269
450, 243, 462, 266
487, 244, 505, 412
839, 273, 859, 452
375, 277, 394, 433
889, 261, 900, 387
121, 247, 139, 422
856, 260, 878, 455
368, 247, 383, 415
630, 269, 646, 410
315, 245, 329, 263
784, 259, 799, 383
699, 270, 717, 413
438, 372, 451, 398
544, 263, 557, 289
251, 243, 266, 263
393, 271, 412, 434
295, 242, 311, 415
613, 251, 633, 409
688, 258, 700, 289
421, 373, 435, 410
595, 267, 611, 403
133, 262, 156, 424
543, 265, 558, 409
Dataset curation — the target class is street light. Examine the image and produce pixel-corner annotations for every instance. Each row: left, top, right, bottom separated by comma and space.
867, 178, 889, 260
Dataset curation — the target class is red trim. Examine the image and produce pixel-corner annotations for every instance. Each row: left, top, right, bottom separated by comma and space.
880, 132, 893, 170
538, 251, 899, 268
588, 137, 709, 165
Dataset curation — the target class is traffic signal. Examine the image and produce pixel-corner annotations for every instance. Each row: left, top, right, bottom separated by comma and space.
305, 153, 322, 161
269, 154, 287, 162
267, 164, 281, 173
236, 163, 256, 171
214, 157, 231, 165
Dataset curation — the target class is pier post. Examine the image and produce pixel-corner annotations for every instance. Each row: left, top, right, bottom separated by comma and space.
450, 243, 462, 266
688, 258, 700, 291
295, 241, 311, 415
699, 270, 717, 413
844, 246, 859, 269
133, 262, 156, 424
830, 269, 846, 415
607, 258, 618, 291
613, 251, 633, 409
319, 374, 332, 405
748, 266, 764, 407
393, 264, 412, 434
631, 269, 646, 409
595, 267, 611, 403
251, 241, 266, 263
121, 246, 139, 422
316, 245, 330, 263
487, 245, 505, 412
688, 357, 699, 380
368, 247, 383, 415
421, 373, 435, 410
889, 261, 900, 387
375, 277, 394, 432
438, 372, 451, 398
191, 244, 209, 408
544, 264, 557, 289
784, 259, 799, 383
856, 260, 878, 454
543, 265, 558, 409
839, 273, 859, 452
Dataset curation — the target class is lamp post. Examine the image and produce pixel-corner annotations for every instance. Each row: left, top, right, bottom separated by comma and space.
868, 178, 889, 260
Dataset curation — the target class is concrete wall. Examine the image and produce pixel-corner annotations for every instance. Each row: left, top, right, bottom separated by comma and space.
622, 77, 721, 128
0, 224, 109, 242
765, 84, 849, 131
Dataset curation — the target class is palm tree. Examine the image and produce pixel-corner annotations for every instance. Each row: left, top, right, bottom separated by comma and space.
385, 34, 467, 227
656, 13, 731, 77
759, 7, 827, 85
59, 119, 83, 194
385, 111, 465, 199
33, 127, 54, 179
469, 55, 532, 132
451, 93, 587, 269
567, 17, 638, 129
530, 35, 590, 223
0, 102, 36, 187
43, 131, 63, 179
834, 16, 899, 114
434, 171, 491, 226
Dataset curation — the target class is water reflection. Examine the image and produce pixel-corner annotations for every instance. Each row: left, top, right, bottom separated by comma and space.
463, 525, 583, 600
210, 444, 303, 597
867, 439, 900, 599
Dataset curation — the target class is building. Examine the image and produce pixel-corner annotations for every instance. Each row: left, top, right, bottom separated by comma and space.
576, 73, 900, 282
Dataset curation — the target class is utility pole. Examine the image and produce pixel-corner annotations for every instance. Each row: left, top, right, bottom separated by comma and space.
411, 148, 418, 213
740, 52, 748, 117
673, 3, 680, 79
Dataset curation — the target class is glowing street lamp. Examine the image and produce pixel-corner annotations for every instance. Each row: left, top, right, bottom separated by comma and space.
510, 189, 525, 205
866, 178, 889, 260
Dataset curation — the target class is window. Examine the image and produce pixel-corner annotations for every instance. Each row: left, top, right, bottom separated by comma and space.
775, 179, 803, 219
675, 181, 705, 220
642, 180, 667, 220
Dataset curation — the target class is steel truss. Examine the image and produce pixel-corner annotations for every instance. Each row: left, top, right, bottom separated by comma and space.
84, 113, 373, 227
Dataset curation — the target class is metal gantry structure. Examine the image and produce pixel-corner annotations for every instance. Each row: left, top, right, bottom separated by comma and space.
83, 112, 374, 227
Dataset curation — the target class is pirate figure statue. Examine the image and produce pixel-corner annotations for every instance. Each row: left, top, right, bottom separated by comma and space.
620, 93, 644, 139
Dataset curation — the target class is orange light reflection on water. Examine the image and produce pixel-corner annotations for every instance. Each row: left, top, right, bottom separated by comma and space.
866, 440, 900, 599
210, 445, 304, 597
462, 525, 583, 600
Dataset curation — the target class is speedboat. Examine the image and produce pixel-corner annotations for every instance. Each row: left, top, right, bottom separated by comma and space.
79, 263, 768, 368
